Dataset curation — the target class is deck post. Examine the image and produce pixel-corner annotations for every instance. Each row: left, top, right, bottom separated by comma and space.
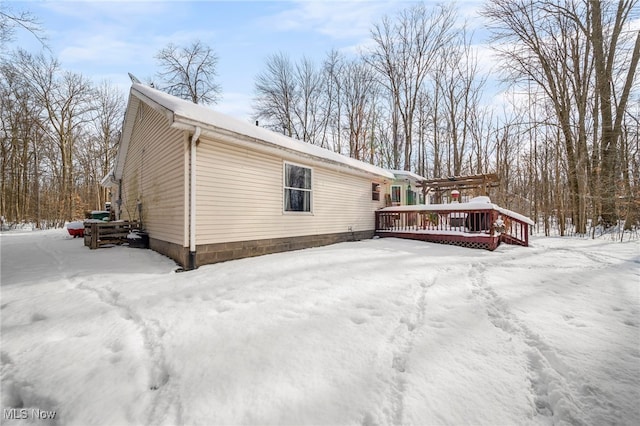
90, 223, 98, 249
490, 209, 498, 250
489, 209, 496, 236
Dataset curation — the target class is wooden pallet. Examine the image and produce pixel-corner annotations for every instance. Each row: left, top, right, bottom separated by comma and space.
84, 221, 142, 249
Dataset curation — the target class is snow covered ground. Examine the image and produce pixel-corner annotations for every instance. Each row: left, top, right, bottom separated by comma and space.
1, 229, 638, 426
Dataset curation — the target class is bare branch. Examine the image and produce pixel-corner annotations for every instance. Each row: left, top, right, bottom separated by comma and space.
154, 40, 222, 105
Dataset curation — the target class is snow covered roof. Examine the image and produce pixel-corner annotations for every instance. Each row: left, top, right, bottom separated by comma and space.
100, 167, 116, 187
116, 83, 394, 180
389, 169, 426, 183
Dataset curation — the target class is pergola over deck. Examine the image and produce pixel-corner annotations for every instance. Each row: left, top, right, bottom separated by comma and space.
417, 173, 500, 203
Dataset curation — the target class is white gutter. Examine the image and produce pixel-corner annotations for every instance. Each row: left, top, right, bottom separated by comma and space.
189, 126, 201, 266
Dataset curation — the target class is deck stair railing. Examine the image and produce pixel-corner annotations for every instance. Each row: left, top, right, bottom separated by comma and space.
498, 213, 530, 247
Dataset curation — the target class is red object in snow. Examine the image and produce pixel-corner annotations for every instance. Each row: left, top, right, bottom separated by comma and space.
66, 221, 85, 238
68, 227, 84, 238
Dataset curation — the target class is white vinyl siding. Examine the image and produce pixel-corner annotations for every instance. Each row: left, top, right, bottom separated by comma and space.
196, 137, 386, 245
120, 103, 185, 245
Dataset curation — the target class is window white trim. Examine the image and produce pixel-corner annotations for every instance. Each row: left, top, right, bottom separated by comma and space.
372, 182, 381, 201
283, 161, 313, 214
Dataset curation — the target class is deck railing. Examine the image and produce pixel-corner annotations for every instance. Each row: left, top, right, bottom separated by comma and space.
499, 213, 530, 247
375, 205, 530, 249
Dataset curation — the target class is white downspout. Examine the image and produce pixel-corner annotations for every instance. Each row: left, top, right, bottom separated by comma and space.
189, 126, 201, 269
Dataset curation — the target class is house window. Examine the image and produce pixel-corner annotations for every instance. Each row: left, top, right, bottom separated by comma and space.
372, 183, 381, 201
284, 163, 312, 212
391, 185, 402, 204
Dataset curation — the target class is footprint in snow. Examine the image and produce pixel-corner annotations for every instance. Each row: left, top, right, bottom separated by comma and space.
1, 351, 13, 365
350, 316, 367, 325
107, 340, 124, 353
30, 312, 47, 322
399, 317, 417, 331
149, 371, 170, 391
215, 305, 231, 313
392, 356, 406, 373
361, 412, 376, 426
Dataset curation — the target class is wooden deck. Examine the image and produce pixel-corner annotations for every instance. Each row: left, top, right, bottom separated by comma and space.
375, 205, 530, 250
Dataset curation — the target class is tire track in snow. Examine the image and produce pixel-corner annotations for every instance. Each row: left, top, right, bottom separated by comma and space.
75, 282, 183, 426
374, 274, 435, 426
469, 263, 593, 425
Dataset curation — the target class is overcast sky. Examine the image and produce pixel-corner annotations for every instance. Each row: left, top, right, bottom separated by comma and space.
10, 0, 499, 120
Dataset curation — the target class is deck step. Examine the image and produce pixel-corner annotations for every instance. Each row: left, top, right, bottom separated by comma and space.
500, 234, 526, 246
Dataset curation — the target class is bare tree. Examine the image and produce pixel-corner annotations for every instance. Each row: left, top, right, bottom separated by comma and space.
414, 89, 431, 176
319, 49, 345, 151
1, 46, 128, 227
253, 52, 297, 136
621, 97, 639, 229
588, 0, 640, 226
0, 3, 46, 48
337, 59, 379, 160
483, 0, 639, 233
15, 50, 95, 222
155, 40, 221, 104
293, 57, 325, 143
437, 27, 487, 176
468, 105, 495, 176
0, 60, 42, 224
253, 52, 329, 146
483, 0, 592, 233
90, 82, 124, 209
366, 3, 455, 171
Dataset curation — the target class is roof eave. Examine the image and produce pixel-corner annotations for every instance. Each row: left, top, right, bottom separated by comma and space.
100, 168, 116, 187
119, 83, 394, 182
172, 114, 395, 181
